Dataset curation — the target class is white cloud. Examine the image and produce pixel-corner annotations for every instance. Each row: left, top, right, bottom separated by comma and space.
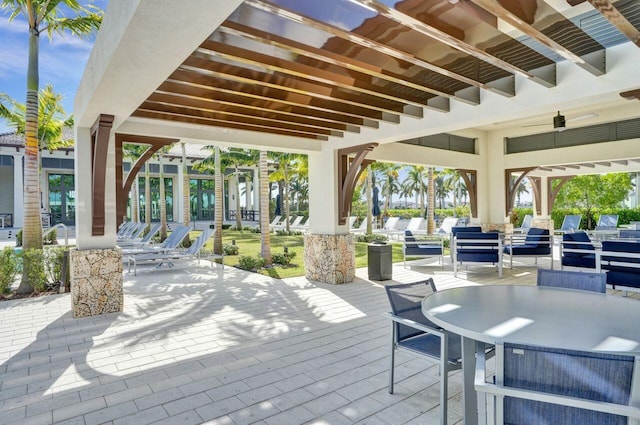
0, 16, 27, 34
0, 46, 27, 77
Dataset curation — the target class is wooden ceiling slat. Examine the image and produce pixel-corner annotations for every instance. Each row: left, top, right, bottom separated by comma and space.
244, 0, 516, 97
168, 69, 395, 123
181, 56, 419, 119
132, 109, 329, 141
198, 39, 443, 111
145, 92, 360, 133
158, 78, 379, 128
349, 0, 556, 88
138, 101, 343, 137
469, 0, 606, 76
219, 22, 461, 106
571, 0, 640, 46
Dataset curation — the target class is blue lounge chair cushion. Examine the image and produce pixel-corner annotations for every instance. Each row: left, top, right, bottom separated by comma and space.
405, 246, 442, 256
562, 254, 596, 269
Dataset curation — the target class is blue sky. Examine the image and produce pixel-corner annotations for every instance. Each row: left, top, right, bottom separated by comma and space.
0, 1, 107, 133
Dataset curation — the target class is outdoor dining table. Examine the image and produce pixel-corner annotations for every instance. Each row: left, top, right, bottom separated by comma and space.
421, 284, 640, 425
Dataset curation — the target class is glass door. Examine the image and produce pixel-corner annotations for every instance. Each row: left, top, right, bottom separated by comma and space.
48, 174, 75, 225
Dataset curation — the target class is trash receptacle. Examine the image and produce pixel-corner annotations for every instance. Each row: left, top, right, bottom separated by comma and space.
368, 242, 392, 281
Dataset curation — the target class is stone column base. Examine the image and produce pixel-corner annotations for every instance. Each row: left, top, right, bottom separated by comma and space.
482, 223, 514, 233
532, 218, 555, 232
71, 248, 123, 318
304, 233, 355, 284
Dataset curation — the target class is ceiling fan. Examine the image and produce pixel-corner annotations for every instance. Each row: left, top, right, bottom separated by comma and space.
522, 111, 598, 131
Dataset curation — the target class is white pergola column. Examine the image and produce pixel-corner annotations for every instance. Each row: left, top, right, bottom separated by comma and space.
71, 125, 122, 318
252, 168, 259, 213
13, 153, 24, 228
304, 146, 354, 284
537, 176, 550, 218
176, 160, 185, 223
476, 134, 512, 232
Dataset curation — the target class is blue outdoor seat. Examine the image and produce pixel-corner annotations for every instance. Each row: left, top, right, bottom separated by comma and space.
561, 231, 596, 269
537, 269, 606, 293
454, 231, 503, 278
503, 228, 552, 268
598, 240, 640, 291
501, 344, 635, 425
384, 279, 461, 425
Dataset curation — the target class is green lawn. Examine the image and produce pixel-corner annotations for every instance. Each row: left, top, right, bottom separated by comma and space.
198, 230, 405, 279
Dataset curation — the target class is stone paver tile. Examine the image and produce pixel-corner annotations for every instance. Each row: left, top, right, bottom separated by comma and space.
338, 396, 388, 422
236, 384, 282, 406
273, 374, 316, 393
243, 370, 285, 389
200, 415, 235, 425
54, 416, 87, 425
149, 373, 193, 393
147, 409, 203, 425
112, 406, 168, 425
179, 376, 223, 397
228, 401, 279, 425
196, 395, 245, 421
83, 401, 138, 425
269, 387, 316, 412
163, 392, 212, 416
52, 396, 106, 423
79, 381, 128, 402
205, 380, 251, 402
26, 392, 80, 417
263, 405, 315, 425
302, 392, 351, 417
104, 384, 153, 407
304, 411, 352, 425
134, 387, 183, 411
7, 410, 52, 425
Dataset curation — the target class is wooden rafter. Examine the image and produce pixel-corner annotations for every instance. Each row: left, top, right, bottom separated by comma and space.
337, 143, 378, 225
505, 168, 537, 216
569, 0, 640, 47
547, 176, 574, 213
115, 134, 178, 226
457, 169, 478, 218
90, 114, 114, 236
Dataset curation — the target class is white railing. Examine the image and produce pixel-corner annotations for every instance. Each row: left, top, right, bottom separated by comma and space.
43, 223, 69, 246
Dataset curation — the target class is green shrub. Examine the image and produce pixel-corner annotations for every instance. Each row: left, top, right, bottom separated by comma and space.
44, 247, 66, 286
0, 247, 19, 294
354, 233, 388, 243
16, 229, 22, 247
223, 244, 239, 255
275, 229, 303, 236
43, 228, 57, 245
272, 251, 296, 266
22, 249, 46, 292
237, 255, 266, 271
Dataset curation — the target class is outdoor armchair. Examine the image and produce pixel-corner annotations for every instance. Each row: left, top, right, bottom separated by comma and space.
596, 240, 640, 294
503, 228, 552, 269
537, 269, 606, 293
475, 343, 639, 425
560, 231, 597, 270
384, 279, 462, 425
453, 231, 503, 278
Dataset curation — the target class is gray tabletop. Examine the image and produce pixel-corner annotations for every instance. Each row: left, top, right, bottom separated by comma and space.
422, 285, 640, 354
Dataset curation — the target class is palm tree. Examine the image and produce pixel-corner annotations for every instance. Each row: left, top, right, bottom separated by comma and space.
1, 84, 74, 293
269, 152, 302, 232
223, 148, 258, 230
402, 165, 427, 215
427, 167, 435, 234
378, 164, 401, 213
1, 0, 101, 293
259, 150, 272, 265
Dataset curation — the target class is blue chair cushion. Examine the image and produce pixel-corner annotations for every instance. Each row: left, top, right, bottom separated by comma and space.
451, 226, 482, 237
562, 232, 594, 257
398, 332, 462, 365
405, 246, 442, 256
561, 254, 596, 269
524, 228, 549, 247
601, 241, 640, 289
457, 232, 499, 263
504, 245, 550, 255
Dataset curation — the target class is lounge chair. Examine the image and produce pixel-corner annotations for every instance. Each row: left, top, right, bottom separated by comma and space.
555, 214, 582, 235
118, 223, 161, 248
512, 214, 533, 233
268, 215, 282, 231
374, 216, 400, 237
403, 230, 443, 268
435, 217, 458, 235
596, 214, 619, 229
122, 225, 191, 256
350, 217, 368, 233
127, 227, 221, 275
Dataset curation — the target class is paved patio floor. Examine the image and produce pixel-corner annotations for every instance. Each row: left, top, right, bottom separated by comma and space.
0, 255, 635, 425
